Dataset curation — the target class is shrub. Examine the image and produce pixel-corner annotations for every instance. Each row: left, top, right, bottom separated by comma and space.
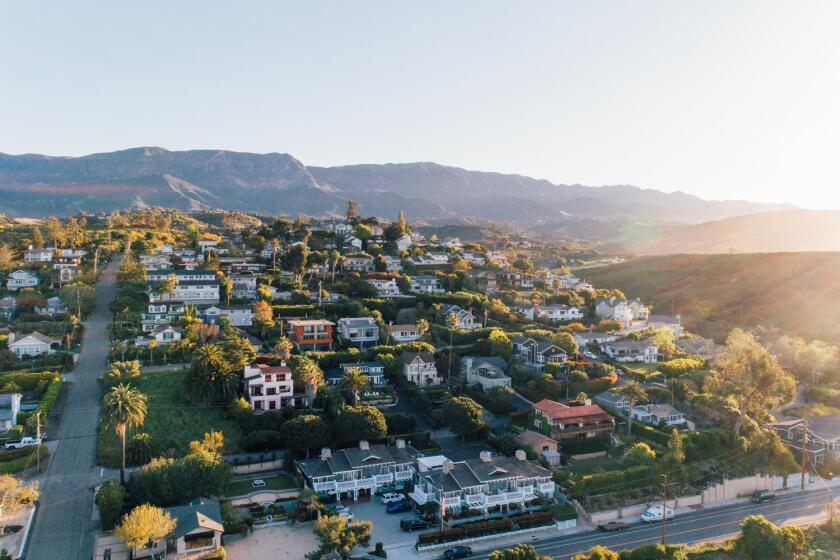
241, 430, 285, 452
384, 413, 417, 435
95, 480, 126, 530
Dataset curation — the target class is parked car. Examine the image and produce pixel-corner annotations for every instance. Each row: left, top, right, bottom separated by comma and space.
751, 489, 776, 503
334, 505, 354, 522
597, 521, 629, 532
400, 517, 433, 532
381, 492, 406, 504
4, 437, 38, 450
583, 351, 598, 360
641, 505, 674, 523
385, 501, 412, 514
443, 546, 473, 559
251, 479, 267, 488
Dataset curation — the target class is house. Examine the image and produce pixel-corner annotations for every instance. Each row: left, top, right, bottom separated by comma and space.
769, 416, 840, 465
147, 269, 220, 304
516, 430, 561, 466
200, 305, 253, 327
518, 304, 583, 322
6, 270, 39, 291
461, 356, 511, 390
230, 273, 258, 299
338, 362, 387, 386
197, 233, 221, 251
287, 319, 334, 351
532, 399, 615, 440
337, 317, 380, 347
595, 297, 649, 327
52, 264, 84, 287
162, 498, 224, 558
344, 234, 363, 250
24, 246, 53, 263
296, 440, 418, 500
134, 326, 182, 347
243, 362, 294, 412
0, 393, 22, 431
648, 315, 683, 336
676, 337, 724, 361
512, 338, 567, 371
601, 339, 659, 363
407, 253, 450, 267
487, 251, 509, 267
8, 331, 59, 358
408, 450, 555, 514
593, 390, 629, 412
442, 304, 480, 330
510, 336, 536, 362
442, 237, 462, 248
139, 254, 172, 270
389, 324, 422, 343
34, 296, 68, 316
141, 302, 185, 333
382, 255, 403, 272
631, 404, 686, 427
368, 278, 401, 297
401, 352, 440, 386
344, 255, 374, 273
410, 275, 444, 294
469, 270, 498, 294
459, 251, 486, 266
395, 234, 413, 252
155, 244, 174, 255
573, 332, 618, 350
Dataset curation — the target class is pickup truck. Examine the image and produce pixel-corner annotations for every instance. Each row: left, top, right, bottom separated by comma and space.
4, 437, 39, 450
597, 521, 630, 532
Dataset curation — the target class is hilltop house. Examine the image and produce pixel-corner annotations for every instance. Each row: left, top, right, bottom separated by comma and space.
337, 362, 387, 386
344, 234, 363, 251
510, 337, 568, 371
344, 255, 374, 273
337, 317, 380, 347
601, 339, 659, 363
516, 430, 561, 466
518, 304, 584, 322
769, 416, 840, 465
395, 234, 413, 252
595, 297, 649, 327
461, 356, 511, 390
296, 440, 418, 500
459, 251, 486, 266
146, 269, 220, 305
442, 304, 480, 330
389, 324, 422, 343
532, 399, 615, 440
133, 325, 182, 347
382, 255, 403, 272
368, 278, 401, 297
287, 319, 334, 351
593, 390, 630, 412
408, 450, 555, 515
23, 246, 53, 263
410, 275, 444, 294
573, 332, 618, 350
676, 337, 725, 361
470, 270, 499, 294
401, 352, 440, 386
141, 302, 185, 333
6, 270, 39, 291
243, 362, 294, 412
230, 273, 258, 299
8, 331, 59, 358
34, 296, 68, 316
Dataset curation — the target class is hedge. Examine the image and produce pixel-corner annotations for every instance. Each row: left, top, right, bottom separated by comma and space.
0, 446, 49, 474
417, 511, 553, 546
270, 304, 317, 317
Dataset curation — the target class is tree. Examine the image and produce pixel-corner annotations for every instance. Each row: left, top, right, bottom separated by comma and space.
310, 514, 372, 559
31, 226, 44, 248
330, 249, 343, 283
290, 355, 325, 387
346, 200, 359, 223
340, 368, 368, 406
283, 414, 332, 457
512, 258, 534, 274
335, 406, 387, 443
271, 238, 280, 270
663, 428, 687, 484
105, 360, 142, 386
488, 329, 512, 360
187, 344, 238, 404
95, 480, 126, 530
0, 474, 39, 517
441, 397, 486, 441
59, 285, 97, 316
489, 544, 551, 560
416, 318, 430, 340
446, 312, 460, 384
0, 245, 16, 269
736, 515, 802, 560
153, 273, 178, 300
571, 546, 619, 560
115, 504, 176, 552
551, 332, 579, 357
103, 383, 148, 485
253, 300, 274, 327
146, 340, 158, 365
716, 329, 795, 434
283, 244, 309, 284
274, 336, 293, 360
616, 381, 647, 435
220, 276, 233, 306
626, 442, 656, 464
796, 340, 839, 385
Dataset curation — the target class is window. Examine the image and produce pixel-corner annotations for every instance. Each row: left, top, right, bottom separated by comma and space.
184, 531, 215, 550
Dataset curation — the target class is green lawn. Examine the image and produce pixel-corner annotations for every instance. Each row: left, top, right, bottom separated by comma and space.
226, 473, 298, 497
97, 369, 242, 468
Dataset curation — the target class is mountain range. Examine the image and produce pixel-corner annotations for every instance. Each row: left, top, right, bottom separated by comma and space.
0, 147, 790, 225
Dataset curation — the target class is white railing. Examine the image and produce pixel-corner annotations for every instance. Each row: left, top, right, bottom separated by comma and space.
313, 481, 336, 492
337, 480, 357, 492
409, 489, 433, 505
464, 494, 487, 507
539, 482, 555, 495
395, 468, 414, 480
443, 496, 462, 509
357, 478, 376, 489
486, 491, 525, 506
375, 473, 394, 484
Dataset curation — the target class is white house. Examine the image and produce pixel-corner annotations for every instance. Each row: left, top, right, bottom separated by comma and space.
631, 404, 686, 427
595, 297, 634, 326
573, 332, 618, 349
23, 246, 53, 263
344, 255, 374, 273
338, 361, 387, 386
368, 278, 401, 297
518, 304, 583, 322
410, 275, 444, 294
243, 362, 294, 412
231, 273, 258, 299
401, 352, 440, 386
382, 255, 403, 272
442, 304, 480, 330
8, 332, 59, 358
344, 234, 363, 250
134, 326, 182, 347
0, 393, 22, 431
146, 269, 220, 305
34, 296, 68, 316
141, 302, 185, 333
395, 234, 413, 252
459, 251, 486, 266
161, 498, 224, 558
337, 317, 380, 347
601, 339, 659, 363
200, 305, 253, 327
389, 324, 422, 343
648, 315, 683, 336
462, 356, 511, 390
6, 270, 39, 291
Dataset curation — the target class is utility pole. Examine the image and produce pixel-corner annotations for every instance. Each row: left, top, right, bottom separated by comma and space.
36, 412, 41, 473
801, 431, 809, 490
661, 474, 668, 545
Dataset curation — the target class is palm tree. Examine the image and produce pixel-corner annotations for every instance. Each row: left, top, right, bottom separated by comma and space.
274, 336, 293, 360
446, 312, 460, 386
341, 368, 368, 406
103, 383, 147, 485
616, 381, 647, 435
271, 238, 280, 271
330, 250, 343, 283
220, 276, 233, 306
147, 340, 157, 365
416, 318, 430, 341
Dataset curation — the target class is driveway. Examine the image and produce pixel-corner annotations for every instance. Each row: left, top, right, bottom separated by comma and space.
225, 523, 319, 559
24, 260, 119, 560
341, 496, 436, 548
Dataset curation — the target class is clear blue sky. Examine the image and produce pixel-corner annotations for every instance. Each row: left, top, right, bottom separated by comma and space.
2, 1, 839, 208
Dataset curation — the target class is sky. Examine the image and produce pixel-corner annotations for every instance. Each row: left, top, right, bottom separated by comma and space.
2, 1, 839, 209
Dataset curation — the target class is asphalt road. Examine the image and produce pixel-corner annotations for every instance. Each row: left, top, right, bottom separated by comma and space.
468, 487, 836, 559
25, 260, 119, 560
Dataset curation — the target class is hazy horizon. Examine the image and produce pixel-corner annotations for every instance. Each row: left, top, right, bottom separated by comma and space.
2, 1, 839, 209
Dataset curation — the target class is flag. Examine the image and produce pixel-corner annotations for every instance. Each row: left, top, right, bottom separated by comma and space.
441, 493, 445, 520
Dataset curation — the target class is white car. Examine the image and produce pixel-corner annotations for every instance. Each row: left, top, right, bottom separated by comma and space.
335, 505, 354, 522
583, 351, 598, 360
381, 492, 406, 505
641, 505, 674, 523
251, 479, 267, 488
4, 437, 39, 450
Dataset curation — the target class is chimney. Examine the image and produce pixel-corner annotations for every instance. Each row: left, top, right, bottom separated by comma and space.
442, 460, 454, 473
359, 440, 370, 451
395, 438, 405, 449
515, 449, 527, 461
320, 447, 331, 461
479, 451, 493, 463
583, 398, 592, 406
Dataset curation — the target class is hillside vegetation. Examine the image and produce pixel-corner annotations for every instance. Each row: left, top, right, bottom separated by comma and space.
586, 252, 840, 343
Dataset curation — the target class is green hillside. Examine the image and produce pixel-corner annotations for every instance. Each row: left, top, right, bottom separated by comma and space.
585, 252, 840, 343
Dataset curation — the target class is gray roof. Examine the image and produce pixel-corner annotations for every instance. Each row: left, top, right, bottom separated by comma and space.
165, 498, 223, 539
594, 391, 625, 405
297, 443, 420, 478
339, 317, 377, 328
422, 456, 551, 492
401, 352, 435, 365
11, 331, 57, 346
464, 356, 508, 370
805, 414, 840, 442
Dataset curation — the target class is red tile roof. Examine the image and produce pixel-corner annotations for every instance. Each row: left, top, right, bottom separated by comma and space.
533, 399, 609, 421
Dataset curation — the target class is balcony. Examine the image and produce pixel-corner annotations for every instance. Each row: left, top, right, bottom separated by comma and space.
409, 488, 434, 505
375, 473, 394, 485
485, 490, 527, 506
538, 481, 555, 496
313, 481, 336, 493
442, 495, 461, 509
464, 493, 487, 508
395, 467, 414, 481
336, 480, 358, 492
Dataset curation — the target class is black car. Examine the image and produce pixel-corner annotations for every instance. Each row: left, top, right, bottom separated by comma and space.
751, 489, 776, 503
443, 546, 473, 559
400, 517, 434, 532
597, 521, 629, 532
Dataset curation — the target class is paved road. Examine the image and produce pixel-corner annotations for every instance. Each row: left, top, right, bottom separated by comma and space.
466, 488, 835, 559
25, 260, 119, 560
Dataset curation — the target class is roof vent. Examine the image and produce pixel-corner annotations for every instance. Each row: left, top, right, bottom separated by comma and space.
359, 440, 370, 451
479, 451, 493, 463
515, 449, 527, 461
395, 439, 405, 449
320, 447, 331, 461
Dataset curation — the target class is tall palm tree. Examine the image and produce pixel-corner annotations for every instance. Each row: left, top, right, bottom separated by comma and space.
103, 383, 147, 485
341, 368, 368, 406
416, 319, 430, 341
271, 238, 280, 271
274, 336, 293, 360
147, 340, 157, 365
616, 381, 647, 435
446, 312, 460, 386
330, 250, 343, 283
220, 276, 233, 306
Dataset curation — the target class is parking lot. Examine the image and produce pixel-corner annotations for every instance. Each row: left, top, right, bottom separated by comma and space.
339, 493, 437, 547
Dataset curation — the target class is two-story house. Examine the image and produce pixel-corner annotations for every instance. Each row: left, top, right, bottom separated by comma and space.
511, 338, 568, 371
139, 254, 172, 270
337, 362, 387, 386
230, 273, 258, 300
518, 304, 584, 322
410, 275, 444, 294
296, 440, 419, 500
287, 319, 334, 351
647, 314, 683, 336
469, 270, 499, 294
459, 251, 486, 266
601, 339, 659, 363
368, 278, 401, 297
442, 304, 480, 330
532, 399, 615, 440
200, 305, 253, 327
389, 323, 422, 343
34, 296, 68, 316
382, 255, 403, 272
344, 255, 374, 273
462, 356, 511, 390
141, 302, 186, 333
243, 362, 294, 412
395, 234, 413, 252
409, 450, 555, 516
337, 317, 380, 348
593, 390, 630, 412
6, 270, 39, 291
133, 325, 182, 347
23, 246, 53, 263
401, 352, 440, 386
147, 269, 220, 305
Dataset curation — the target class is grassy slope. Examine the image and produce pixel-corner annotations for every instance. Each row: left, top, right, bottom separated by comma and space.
585, 252, 840, 343
97, 370, 242, 468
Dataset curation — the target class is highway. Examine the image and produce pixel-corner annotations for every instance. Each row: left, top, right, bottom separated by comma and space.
469, 487, 835, 559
